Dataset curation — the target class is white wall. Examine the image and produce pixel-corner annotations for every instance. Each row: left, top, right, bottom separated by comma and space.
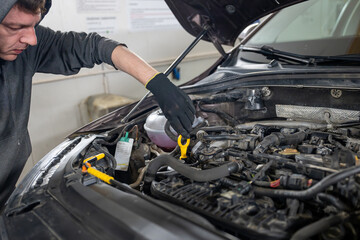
19, 1, 222, 179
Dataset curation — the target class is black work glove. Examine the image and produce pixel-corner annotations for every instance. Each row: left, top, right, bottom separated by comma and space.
146, 73, 195, 138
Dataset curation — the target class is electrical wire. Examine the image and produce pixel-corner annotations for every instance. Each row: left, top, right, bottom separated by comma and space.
254, 163, 360, 200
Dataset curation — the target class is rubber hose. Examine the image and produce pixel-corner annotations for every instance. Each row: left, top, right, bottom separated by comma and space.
290, 212, 348, 240
236, 121, 328, 130
144, 155, 241, 192
317, 193, 350, 211
253, 181, 271, 187
202, 135, 245, 141
282, 131, 307, 145
254, 131, 306, 153
254, 163, 360, 200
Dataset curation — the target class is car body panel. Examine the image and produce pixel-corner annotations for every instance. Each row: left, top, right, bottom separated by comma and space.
3, 1, 360, 239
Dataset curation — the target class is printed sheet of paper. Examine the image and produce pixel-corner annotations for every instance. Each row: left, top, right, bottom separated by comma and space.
86, 16, 119, 34
128, 0, 180, 31
77, 0, 121, 12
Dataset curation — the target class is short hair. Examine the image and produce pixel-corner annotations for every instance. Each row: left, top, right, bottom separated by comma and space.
16, 0, 46, 15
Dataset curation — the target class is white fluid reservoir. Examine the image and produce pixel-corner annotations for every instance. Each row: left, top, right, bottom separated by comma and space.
144, 110, 205, 150
144, 110, 178, 149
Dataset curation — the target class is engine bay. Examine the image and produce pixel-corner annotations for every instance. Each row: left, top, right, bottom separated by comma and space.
77, 86, 360, 240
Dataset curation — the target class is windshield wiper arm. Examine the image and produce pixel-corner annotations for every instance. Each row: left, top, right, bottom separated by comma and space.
241, 45, 360, 65
240, 45, 312, 64
313, 54, 360, 64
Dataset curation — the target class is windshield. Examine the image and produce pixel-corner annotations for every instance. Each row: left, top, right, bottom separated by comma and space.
242, 0, 360, 63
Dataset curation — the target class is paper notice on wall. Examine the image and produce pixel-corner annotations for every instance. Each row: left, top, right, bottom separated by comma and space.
128, 0, 180, 31
77, 0, 121, 12
86, 16, 119, 34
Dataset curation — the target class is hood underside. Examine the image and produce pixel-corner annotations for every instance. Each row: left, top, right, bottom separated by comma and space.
165, 0, 307, 46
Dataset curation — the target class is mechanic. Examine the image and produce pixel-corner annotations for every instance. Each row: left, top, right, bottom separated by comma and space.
0, 0, 195, 209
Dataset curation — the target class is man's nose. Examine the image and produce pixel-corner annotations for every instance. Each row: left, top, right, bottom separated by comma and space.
20, 27, 37, 46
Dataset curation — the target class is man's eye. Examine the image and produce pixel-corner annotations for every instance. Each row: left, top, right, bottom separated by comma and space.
7, 26, 21, 31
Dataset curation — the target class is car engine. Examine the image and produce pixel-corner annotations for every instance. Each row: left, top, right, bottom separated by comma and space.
79, 86, 360, 240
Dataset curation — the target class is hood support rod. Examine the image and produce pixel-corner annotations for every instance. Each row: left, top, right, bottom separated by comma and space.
206, 28, 227, 58
121, 27, 209, 124
210, 37, 227, 58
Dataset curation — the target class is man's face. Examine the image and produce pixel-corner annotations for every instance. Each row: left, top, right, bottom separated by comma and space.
0, 5, 41, 61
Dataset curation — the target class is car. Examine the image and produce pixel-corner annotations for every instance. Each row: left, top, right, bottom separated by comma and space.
2, 0, 360, 239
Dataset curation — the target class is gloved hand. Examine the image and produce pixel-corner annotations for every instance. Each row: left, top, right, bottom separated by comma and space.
146, 73, 195, 138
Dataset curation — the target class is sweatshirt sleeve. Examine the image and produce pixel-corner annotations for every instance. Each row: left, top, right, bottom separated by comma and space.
30, 25, 124, 75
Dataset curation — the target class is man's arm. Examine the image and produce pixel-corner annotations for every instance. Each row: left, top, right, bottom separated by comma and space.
110, 45, 196, 138
111, 45, 157, 85
33, 27, 195, 137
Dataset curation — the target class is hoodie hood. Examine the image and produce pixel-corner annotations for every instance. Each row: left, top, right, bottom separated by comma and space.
0, 0, 17, 23
0, 0, 52, 23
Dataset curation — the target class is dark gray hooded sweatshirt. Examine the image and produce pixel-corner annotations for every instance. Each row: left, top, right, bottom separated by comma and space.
0, 0, 120, 208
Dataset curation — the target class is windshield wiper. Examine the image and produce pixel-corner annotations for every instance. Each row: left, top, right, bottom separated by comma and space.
313, 54, 360, 65
240, 45, 313, 64
240, 45, 360, 65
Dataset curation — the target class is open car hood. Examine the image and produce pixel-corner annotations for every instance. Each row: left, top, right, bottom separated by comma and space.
165, 0, 306, 46
69, 0, 310, 137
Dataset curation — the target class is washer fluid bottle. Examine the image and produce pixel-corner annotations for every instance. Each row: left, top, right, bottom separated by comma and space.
144, 110, 204, 150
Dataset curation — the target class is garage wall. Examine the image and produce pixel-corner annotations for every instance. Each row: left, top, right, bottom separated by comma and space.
19, 1, 223, 179
40, 0, 218, 65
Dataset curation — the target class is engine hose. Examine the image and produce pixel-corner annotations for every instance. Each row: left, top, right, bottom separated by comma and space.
143, 154, 241, 192
290, 212, 349, 240
129, 165, 148, 188
253, 181, 271, 187
236, 120, 328, 130
316, 193, 350, 211
254, 163, 360, 200
202, 135, 245, 141
254, 131, 306, 153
